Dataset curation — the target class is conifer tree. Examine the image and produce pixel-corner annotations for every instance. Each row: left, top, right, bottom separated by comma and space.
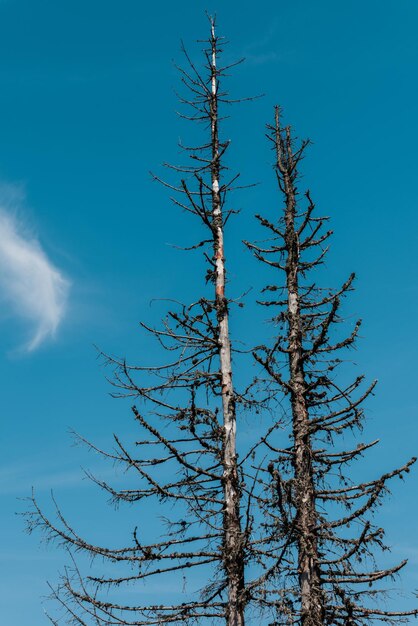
247, 107, 417, 626
26, 19, 418, 626
26, 17, 269, 626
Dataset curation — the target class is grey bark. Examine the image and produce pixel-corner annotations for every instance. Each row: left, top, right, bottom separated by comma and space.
247, 106, 417, 625
209, 23, 245, 626
277, 117, 324, 626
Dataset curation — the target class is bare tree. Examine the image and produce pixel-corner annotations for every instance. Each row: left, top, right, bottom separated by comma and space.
247, 106, 417, 626
25, 17, 417, 626
25, 17, 279, 626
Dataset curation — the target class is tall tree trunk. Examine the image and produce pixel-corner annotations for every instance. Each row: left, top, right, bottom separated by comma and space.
277, 116, 324, 626
210, 22, 245, 626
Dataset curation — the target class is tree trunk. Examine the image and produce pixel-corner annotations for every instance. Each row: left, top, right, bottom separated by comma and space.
210, 23, 245, 626
279, 118, 324, 626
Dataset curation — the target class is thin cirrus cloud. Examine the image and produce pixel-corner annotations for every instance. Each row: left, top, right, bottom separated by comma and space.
0, 208, 70, 352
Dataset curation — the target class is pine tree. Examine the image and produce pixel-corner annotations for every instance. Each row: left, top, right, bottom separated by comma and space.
247, 106, 417, 626
26, 19, 418, 626
26, 17, 269, 626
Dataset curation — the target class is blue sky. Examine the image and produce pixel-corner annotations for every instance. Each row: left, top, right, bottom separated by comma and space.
1, 0, 418, 623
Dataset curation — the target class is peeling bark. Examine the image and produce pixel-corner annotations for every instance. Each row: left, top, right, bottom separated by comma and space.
209, 22, 245, 626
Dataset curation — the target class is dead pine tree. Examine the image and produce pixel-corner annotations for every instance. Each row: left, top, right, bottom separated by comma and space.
246, 107, 418, 626
25, 17, 275, 626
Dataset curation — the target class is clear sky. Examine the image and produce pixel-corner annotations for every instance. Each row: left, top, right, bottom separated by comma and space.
1, 0, 418, 623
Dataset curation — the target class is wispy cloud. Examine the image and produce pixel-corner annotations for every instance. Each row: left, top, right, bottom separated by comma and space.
245, 51, 279, 67
0, 207, 70, 351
